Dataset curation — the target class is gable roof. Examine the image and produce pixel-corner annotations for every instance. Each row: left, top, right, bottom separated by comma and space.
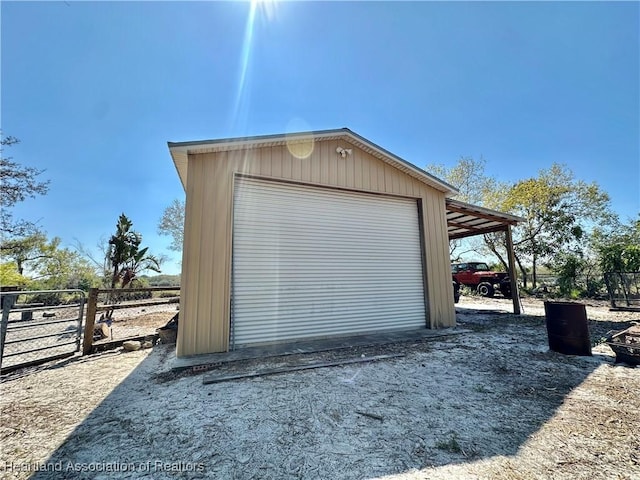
167, 128, 459, 196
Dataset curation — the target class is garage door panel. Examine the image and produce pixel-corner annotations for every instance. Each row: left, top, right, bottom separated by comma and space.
232, 291, 425, 308
233, 265, 424, 275
235, 312, 425, 342
235, 309, 425, 332
232, 177, 426, 347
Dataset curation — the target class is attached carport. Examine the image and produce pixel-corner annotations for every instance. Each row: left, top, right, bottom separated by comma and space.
445, 198, 523, 314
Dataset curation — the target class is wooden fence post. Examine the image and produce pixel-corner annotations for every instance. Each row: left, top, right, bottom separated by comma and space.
505, 225, 521, 315
82, 288, 99, 355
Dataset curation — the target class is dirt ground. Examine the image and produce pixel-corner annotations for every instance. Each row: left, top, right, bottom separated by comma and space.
93, 302, 179, 343
0, 296, 638, 480
1, 300, 178, 371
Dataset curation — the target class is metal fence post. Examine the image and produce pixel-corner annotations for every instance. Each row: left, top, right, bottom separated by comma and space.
1, 294, 18, 369
75, 293, 86, 353
82, 288, 99, 355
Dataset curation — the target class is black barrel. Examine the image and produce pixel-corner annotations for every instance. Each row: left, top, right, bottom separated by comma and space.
544, 301, 592, 356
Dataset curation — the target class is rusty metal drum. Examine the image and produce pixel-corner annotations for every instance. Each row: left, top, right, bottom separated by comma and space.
544, 301, 592, 356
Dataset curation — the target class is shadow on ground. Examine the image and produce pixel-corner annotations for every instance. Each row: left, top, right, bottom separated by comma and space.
23, 308, 625, 480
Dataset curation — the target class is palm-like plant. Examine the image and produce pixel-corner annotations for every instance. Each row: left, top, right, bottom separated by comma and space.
107, 214, 161, 290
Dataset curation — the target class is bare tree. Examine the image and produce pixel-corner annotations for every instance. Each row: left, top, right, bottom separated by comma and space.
0, 135, 50, 238
158, 198, 185, 252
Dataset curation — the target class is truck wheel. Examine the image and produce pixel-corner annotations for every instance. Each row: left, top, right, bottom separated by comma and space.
477, 282, 495, 297
500, 283, 512, 298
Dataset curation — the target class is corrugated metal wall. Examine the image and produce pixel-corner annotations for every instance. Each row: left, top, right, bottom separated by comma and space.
177, 140, 455, 356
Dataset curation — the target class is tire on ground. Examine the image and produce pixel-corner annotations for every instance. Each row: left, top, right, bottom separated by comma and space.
477, 282, 495, 297
453, 281, 461, 303
500, 282, 512, 298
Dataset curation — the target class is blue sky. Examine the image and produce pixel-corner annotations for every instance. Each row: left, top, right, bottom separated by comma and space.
2, 1, 638, 275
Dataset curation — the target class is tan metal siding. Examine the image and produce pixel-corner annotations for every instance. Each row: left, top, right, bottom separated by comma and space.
421, 188, 456, 327
177, 158, 202, 355
178, 140, 455, 356
177, 154, 233, 355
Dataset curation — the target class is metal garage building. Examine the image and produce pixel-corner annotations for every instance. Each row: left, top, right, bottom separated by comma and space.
168, 128, 515, 357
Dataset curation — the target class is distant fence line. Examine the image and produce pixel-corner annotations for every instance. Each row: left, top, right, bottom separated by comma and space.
82, 286, 180, 355
530, 274, 602, 285
604, 272, 640, 309
522, 274, 605, 292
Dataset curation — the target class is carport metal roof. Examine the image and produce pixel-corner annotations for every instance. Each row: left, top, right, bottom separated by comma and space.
446, 199, 523, 240
445, 199, 524, 315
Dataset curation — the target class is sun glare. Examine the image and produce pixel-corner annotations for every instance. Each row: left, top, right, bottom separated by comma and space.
251, 0, 278, 22
285, 117, 315, 159
232, 0, 279, 130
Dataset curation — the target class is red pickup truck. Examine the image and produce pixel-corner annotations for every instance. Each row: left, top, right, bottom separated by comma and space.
452, 262, 511, 298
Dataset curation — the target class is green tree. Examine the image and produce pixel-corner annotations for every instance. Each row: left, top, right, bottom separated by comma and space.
594, 216, 640, 273
593, 216, 640, 304
429, 158, 615, 290
0, 262, 28, 286
158, 198, 185, 252
33, 247, 100, 291
427, 157, 508, 261
0, 232, 100, 290
428, 157, 502, 206
503, 164, 613, 287
107, 213, 162, 289
552, 251, 586, 297
0, 136, 50, 238
0, 232, 53, 275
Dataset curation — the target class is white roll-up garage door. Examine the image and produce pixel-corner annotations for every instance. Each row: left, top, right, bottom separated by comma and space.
231, 176, 426, 347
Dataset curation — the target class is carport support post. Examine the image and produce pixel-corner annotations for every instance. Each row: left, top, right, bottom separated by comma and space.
82, 288, 99, 355
505, 225, 521, 315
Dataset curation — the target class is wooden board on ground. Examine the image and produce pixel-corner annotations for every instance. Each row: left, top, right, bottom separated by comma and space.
202, 353, 405, 385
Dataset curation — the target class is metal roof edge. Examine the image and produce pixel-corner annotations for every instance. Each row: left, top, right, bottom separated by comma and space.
167, 128, 459, 195
340, 129, 458, 195
167, 128, 350, 150
446, 198, 524, 223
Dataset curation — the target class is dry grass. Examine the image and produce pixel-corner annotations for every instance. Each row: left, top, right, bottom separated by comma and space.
1, 297, 638, 480
93, 304, 178, 344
